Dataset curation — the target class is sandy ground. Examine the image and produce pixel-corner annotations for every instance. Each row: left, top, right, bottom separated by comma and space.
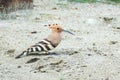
0, 0, 120, 80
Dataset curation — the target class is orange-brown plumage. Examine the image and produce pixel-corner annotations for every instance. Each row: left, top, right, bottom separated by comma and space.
49, 24, 63, 33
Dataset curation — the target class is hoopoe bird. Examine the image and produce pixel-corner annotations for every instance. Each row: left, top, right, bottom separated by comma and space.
15, 24, 74, 59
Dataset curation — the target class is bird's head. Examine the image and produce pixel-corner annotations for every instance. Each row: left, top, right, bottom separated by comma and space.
48, 24, 62, 33
48, 24, 74, 35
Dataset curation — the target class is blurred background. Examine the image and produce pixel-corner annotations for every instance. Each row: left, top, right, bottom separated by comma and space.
0, 0, 120, 20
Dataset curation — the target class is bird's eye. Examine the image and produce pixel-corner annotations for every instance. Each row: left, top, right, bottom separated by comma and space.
57, 28, 59, 30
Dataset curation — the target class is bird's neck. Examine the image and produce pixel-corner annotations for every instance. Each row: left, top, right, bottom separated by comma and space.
50, 32, 61, 40
47, 32, 61, 46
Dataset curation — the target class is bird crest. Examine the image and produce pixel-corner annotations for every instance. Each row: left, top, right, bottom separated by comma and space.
48, 24, 63, 33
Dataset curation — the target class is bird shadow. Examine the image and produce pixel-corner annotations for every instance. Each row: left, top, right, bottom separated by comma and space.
25, 52, 60, 64
25, 50, 79, 64
27, 49, 79, 57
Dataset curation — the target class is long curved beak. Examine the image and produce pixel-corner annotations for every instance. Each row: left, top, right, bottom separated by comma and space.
62, 29, 74, 35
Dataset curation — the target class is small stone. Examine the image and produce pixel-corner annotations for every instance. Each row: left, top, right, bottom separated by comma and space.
74, 51, 78, 53
34, 71, 37, 73
109, 41, 118, 45
81, 65, 87, 67
30, 31, 37, 34
69, 51, 79, 55
0, 63, 2, 65
111, 54, 114, 56
55, 69, 61, 72
103, 17, 113, 21
87, 54, 92, 56
5, 49, 15, 57
87, 48, 92, 51
96, 51, 102, 55
116, 27, 120, 29
68, 74, 72, 76
93, 43, 96, 46
103, 54, 107, 56
105, 77, 109, 80
17, 66, 21, 68
87, 32, 90, 34
40, 70, 47, 73
93, 49, 97, 52
37, 65, 44, 70
89, 74, 92, 77
71, 7, 78, 10
7, 49, 15, 53
52, 7, 57, 10
34, 65, 47, 73
35, 17, 40, 20
50, 60, 63, 65
39, 67, 48, 73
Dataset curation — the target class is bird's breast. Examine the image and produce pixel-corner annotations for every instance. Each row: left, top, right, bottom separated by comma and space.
47, 33, 61, 47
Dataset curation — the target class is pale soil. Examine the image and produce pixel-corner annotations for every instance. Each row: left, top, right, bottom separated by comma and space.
0, 0, 120, 80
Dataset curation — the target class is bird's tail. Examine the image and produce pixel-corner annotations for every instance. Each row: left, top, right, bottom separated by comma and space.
15, 51, 28, 59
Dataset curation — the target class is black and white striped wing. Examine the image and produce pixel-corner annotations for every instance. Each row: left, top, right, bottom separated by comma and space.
15, 39, 56, 59
32, 39, 56, 52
